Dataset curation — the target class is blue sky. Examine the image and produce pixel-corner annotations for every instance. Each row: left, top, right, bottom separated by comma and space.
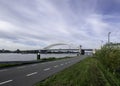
0, 0, 120, 50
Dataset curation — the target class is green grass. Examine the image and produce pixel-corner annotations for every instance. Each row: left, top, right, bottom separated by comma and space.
0, 64, 17, 68
36, 57, 120, 86
95, 44, 120, 82
0, 56, 73, 68
41, 56, 72, 61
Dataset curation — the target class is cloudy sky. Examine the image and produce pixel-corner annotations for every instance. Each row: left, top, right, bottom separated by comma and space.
0, 0, 120, 50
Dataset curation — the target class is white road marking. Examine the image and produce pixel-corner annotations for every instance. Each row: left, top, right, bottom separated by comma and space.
54, 65, 58, 68
17, 66, 26, 69
49, 62, 52, 63
0, 80, 13, 85
44, 68, 50, 71
31, 64, 37, 66
60, 64, 64, 66
26, 72, 38, 77
41, 63, 45, 64
65, 62, 68, 64
0, 69, 8, 72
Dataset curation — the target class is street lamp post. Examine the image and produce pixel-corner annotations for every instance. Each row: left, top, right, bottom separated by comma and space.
78, 45, 82, 55
101, 40, 103, 48
108, 32, 111, 44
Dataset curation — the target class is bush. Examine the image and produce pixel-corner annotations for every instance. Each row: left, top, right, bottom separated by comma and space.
95, 44, 120, 73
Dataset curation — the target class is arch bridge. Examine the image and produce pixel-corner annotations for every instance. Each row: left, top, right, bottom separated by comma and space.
43, 43, 68, 49
40, 43, 93, 54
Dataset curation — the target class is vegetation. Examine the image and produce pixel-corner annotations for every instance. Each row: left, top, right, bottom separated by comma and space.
36, 57, 119, 86
36, 43, 120, 86
0, 64, 17, 68
0, 63, 33, 68
41, 56, 72, 61
95, 44, 120, 81
0, 56, 72, 68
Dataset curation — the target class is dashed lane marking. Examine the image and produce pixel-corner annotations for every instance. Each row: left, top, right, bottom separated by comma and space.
0, 80, 13, 85
17, 66, 26, 69
0, 69, 8, 72
26, 72, 38, 77
31, 64, 37, 66
54, 65, 58, 68
44, 68, 50, 71
60, 64, 64, 66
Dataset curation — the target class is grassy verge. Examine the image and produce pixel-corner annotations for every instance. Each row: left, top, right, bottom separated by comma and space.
94, 44, 120, 82
35, 57, 120, 86
0, 56, 73, 68
40, 56, 72, 61
0, 62, 34, 68
0, 64, 17, 68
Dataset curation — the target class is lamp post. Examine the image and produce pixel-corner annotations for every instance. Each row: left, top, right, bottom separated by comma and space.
108, 32, 111, 44
101, 40, 103, 48
79, 45, 82, 55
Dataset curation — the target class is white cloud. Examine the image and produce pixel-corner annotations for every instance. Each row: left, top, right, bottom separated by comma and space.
0, 0, 120, 50
0, 20, 18, 32
85, 14, 109, 35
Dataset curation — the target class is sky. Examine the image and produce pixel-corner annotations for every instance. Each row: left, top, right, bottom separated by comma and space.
0, 0, 120, 50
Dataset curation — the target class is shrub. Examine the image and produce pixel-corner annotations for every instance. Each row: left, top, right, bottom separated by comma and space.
95, 44, 120, 73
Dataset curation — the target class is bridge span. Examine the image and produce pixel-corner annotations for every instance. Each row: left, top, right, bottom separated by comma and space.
40, 43, 93, 54
40, 49, 93, 54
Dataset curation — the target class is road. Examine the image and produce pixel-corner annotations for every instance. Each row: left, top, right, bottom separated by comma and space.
0, 56, 87, 86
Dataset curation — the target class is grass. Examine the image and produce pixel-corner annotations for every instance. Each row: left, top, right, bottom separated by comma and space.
41, 56, 72, 61
95, 44, 120, 82
0, 63, 32, 68
0, 64, 17, 68
35, 57, 120, 86
0, 56, 73, 68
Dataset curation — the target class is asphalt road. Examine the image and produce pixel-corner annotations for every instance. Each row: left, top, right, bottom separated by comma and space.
0, 56, 87, 86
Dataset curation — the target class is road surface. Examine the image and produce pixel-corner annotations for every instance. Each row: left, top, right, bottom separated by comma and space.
0, 56, 87, 86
